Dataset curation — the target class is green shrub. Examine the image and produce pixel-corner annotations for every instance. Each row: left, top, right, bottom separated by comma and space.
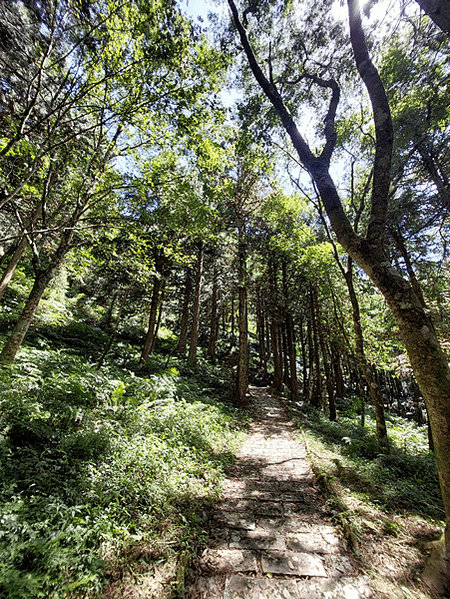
0, 340, 243, 598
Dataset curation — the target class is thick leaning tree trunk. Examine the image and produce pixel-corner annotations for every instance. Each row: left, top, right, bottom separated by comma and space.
228, 0, 450, 562
0, 270, 54, 363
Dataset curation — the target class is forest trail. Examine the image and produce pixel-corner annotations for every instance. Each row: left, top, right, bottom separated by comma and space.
187, 387, 375, 599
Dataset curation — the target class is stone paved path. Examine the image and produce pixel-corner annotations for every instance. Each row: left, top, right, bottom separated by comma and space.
187, 387, 375, 599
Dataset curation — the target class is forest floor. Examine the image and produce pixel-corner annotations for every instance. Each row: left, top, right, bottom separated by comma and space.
186, 387, 446, 599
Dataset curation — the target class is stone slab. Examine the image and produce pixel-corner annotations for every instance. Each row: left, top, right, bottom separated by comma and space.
188, 575, 225, 599
322, 555, 356, 577
215, 511, 257, 530
208, 527, 230, 549
248, 500, 283, 517
261, 551, 327, 577
200, 549, 258, 574
224, 574, 300, 599
257, 517, 312, 534
229, 529, 285, 551
286, 527, 342, 554
296, 577, 374, 599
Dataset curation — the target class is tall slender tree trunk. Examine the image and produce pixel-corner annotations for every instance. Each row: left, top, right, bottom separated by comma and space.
282, 261, 298, 400
269, 257, 283, 393
0, 199, 45, 302
309, 283, 322, 408
299, 318, 309, 397
177, 269, 192, 355
188, 242, 204, 365
140, 275, 161, 363
0, 205, 78, 364
97, 285, 132, 370
344, 258, 389, 452
230, 293, 236, 346
256, 294, 268, 382
332, 346, 345, 398
151, 278, 166, 354
390, 226, 427, 309
312, 281, 337, 420
233, 221, 249, 405
271, 319, 283, 392
208, 263, 220, 360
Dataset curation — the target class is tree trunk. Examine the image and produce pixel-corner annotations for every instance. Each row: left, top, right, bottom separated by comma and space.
233, 221, 249, 405
207, 263, 220, 360
140, 275, 161, 363
333, 347, 345, 398
230, 292, 236, 346
309, 283, 322, 408
256, 294, 268, 381
299, 318, 309, 397
177, 269, 192, 355
0, 269, 55, 363
0, 235, 28, 302
390, 226, 427, 309
312, 281, 337, 420
344, 258, 389, 452
151, 278, 166, 354
0, 199, 45, 302
271, 319, 283, 393
282, 261, 298, 400
0, 204, 78, 363
188, 242, 204, 365
269, 257, 283, 392
415, 0, 450, 32
97, 285, 132, 370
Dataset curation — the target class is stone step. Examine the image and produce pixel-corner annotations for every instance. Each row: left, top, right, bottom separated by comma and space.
224, 574, 375, 599
199, 548, 353, 578
191, 574, 375, 599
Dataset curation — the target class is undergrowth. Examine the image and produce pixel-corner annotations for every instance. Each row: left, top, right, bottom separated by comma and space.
0, 335, 245, 599
290, 399, 443, 522
288, 397, 445, 597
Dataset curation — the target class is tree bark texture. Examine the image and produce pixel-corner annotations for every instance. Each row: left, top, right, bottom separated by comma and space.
208, 263, 220, 360
0, 204, 79, 363
140, 275, 162, 363
282, 261, 299, 400
0, 270, 54, 363
390, 226, 427, 309
415, 0, 450, 32
0, 235, 28, 302
233, 222, 249, 405
308, 283, 323, 408
176, 269, 192, 355
188, 242, 204, 365
312, 281, 336, 420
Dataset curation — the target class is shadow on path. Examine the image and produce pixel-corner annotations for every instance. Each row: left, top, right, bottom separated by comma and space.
187, 387, 375, 599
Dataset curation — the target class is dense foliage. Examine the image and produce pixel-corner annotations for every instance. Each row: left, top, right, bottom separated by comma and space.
0, 0, 449, 596
0, 327, 243, 598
